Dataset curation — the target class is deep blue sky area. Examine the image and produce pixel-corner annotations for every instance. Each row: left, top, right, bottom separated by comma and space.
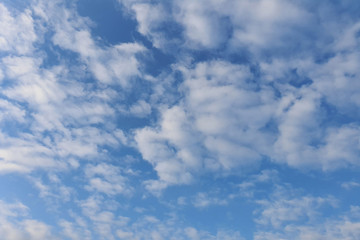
77, 0, 136, 44
0, 0, 360, 239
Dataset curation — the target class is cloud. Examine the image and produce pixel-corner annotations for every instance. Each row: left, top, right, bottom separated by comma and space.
341, 181, 360, 190
34, 0, 146, 86
251, 183, 360, 240
84, 163, 132, 196
59, 219, 92, 240
119, 0, 313, 53
0, 132, 63, 174
113, 214, 244, 240
0, 1, 137, 175
0, 3, 37, 55
127, 0, 360, 190
238, 169, 279, 198
72, 191, 244, 240
254, 205, 360, 240
1, 1, 360, 240
0, 200, 56, 240
0, 58, 124, 173
0, 99, 26, 122
135, 60, 277, 189
130, 3, 167, 48
173, 0, 230, 49
192, 192, 228, 208
255, 191, 336, 228
118, 99, 152, 118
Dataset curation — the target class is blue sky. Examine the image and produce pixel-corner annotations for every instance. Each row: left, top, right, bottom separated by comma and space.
0, 0, 360, 239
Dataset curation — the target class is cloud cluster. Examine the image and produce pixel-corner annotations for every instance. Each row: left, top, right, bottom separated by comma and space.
135, 60, 277, 189
126, 0, 360, 188
136, 55, 360, 187
1, 0, 360, 239
0, 200, 55, 240
254, 203, 360, 240
0, 0, 142, 175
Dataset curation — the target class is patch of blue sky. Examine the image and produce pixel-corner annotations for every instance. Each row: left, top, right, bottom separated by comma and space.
0, 174, 61, 225
77, 0, 137, 45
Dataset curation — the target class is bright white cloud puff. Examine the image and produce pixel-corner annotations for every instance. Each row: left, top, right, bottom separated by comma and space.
0, 0, 360, 239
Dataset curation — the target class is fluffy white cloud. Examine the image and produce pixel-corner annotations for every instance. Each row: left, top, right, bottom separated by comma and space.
118, 99, 152, 118
173, 0, 229, 49
0, 1, 139, 175
0, 3, 37, 55
115, 0, 360, 181
255, 205, 360, 240
84, 163, 132, 196
119, 0, 311, 52
251, 183, 360, 240
268, 34, 360, 170
0, 200, 56, 240
136, 60, 277, 188
39, 0, 146, 86
255, 189, 336, 228
130, 3, 168, 48
0, 99, 26, 122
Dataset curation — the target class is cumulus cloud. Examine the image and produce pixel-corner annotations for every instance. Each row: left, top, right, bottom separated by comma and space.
135, 60, 277, 189
0, 200, 56, 240
118, 0, 314, 53
84, 163, 132, 196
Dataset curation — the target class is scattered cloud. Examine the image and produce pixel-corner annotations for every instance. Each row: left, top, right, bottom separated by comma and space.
1, 0, 360, 239
0, 200, 56, 240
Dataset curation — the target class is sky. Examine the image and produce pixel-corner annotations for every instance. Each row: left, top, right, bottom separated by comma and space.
0, 0, 360, 239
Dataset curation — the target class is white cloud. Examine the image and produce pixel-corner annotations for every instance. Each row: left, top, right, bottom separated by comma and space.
74, 192, 245, 239
34, 0, 146, 86
256, 27, 360, 171
116, 229, 133, 239
0, 132, 64, 174
120, 0, 310, 52
115, 214, 244, 240
135, 60, 277, 189
238, 169, 279, 198
254, 206, 360, 240
173, 0, 228, 49
0, 2, 131, 175
0, 3, 37, 55
254, 185, 337, 230
272, 76, 360, 170
0, 200, 57, 240
84, 163, 132, 196
129, 100, 151, 117
227, 0, 309, 53
0, 99, 26, 122
1, 1, 360, 239
342, 181, 360, 190
192, 192, 228, 208
118, 99, 152, 118
131, 3, 167, 48
251, 182, 360, 240
59, 220, 91, 240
